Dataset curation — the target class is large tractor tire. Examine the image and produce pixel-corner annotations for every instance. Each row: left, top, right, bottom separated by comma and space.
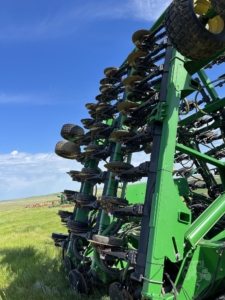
55, 141, 80, 159
165, 0, 225, 60
211, 0, 225, 20
60, 124, 84, 140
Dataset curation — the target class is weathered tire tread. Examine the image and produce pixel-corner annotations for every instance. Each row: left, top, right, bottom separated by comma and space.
165, 0, 225, 60
55, 141, 80, 159
61, 124, 84, 140
211, 0, 225, 20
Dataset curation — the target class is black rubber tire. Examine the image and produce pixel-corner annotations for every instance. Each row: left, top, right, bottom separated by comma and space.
58, 210, 73, 217
80, 167, 100, 174
100, 196, 129, 206
211, 0, 225, 20
81, 118, 95, 126
84, 144, 104, 153
100, 258, 121, 276
61, 124, 84, 140
67, 219, 88, 231
90, 122, 109, 131
90, 234, 123, 247
68, 269, 87, 294
62, 240, 69, 261
109, 282, 132, 300
165, 0, 225, 60
55, 141, 80, 159
71, 238, 91, 262
75, 193, 96, 202
52, 232, 68, 240
64, 256, 74, 273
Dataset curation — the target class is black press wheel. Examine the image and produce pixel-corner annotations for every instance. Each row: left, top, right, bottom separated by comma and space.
62, 240, 69, 261
55, 141, 80, 159
165, 0, 225, 60
109, 282, 132, 300
60, 124, 84, 140
211, 0, 225, 20
63, 256, 74, 273
68, 269, 88, 294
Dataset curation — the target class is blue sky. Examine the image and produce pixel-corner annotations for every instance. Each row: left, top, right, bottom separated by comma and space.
0, 0, 224, 200
0, 0, 172, 200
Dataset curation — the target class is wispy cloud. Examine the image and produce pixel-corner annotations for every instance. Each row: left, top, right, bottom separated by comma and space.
0, 151, 82, 200
0, 92, 54, 105
0, 91, 88, 105
0, 149, 151, 201
0, 0, 170, 42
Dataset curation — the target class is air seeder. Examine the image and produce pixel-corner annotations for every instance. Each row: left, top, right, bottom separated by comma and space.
52, 0, 225, 298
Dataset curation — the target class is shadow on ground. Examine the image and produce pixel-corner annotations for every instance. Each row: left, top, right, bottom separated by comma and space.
0, 246, 108, 300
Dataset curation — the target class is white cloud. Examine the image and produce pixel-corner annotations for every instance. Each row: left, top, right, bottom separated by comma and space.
0, 0, 171, 41
0, 91, 61, 105
0, 149, 151, 201
0, 91, 86, 105
10, 150, 18, 156
0, 151, 82, 200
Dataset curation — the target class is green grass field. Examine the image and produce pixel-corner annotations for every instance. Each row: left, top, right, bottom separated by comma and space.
0, 178, 215, 300
0, 194, 108, 300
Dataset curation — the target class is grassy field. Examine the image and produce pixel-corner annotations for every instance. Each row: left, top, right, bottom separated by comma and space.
0, 179, 215, 300
0, 194, 108, 300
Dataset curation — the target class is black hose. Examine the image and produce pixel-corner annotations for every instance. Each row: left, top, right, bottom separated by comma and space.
99, 258, 121, 276
71, 238, 90, 262
110, 219, 124, 236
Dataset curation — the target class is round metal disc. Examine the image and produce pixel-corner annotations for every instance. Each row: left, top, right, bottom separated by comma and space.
127, 50, 147, 67
122, 76, 143, 91
104, 161, 133, 172
110, 130, 136, 139
89, 123, 108, 132
132, 29, 151, 47
96, 103, 111, 112
68, 269, 87, 294
104, 67, 119, 78
117, 101, 139, 114
95, 94, 116, 102
85, 103, 97, 110
100, 77, 120, 85
81, 118, 95, 126
67, 170, 80, 176
99, 84, 115, 94
89, 111, 97, 118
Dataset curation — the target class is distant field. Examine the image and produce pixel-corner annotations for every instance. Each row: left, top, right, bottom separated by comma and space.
0, 194, 108, 300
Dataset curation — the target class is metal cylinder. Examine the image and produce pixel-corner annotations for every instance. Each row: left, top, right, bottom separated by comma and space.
185, 193, 225, 247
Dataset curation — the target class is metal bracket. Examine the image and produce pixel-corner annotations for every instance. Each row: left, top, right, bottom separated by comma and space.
147, 102, 168, 124
100, 249, 138, 264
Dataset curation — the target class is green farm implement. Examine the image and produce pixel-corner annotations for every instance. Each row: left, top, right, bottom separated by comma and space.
51, 0, 225, 298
